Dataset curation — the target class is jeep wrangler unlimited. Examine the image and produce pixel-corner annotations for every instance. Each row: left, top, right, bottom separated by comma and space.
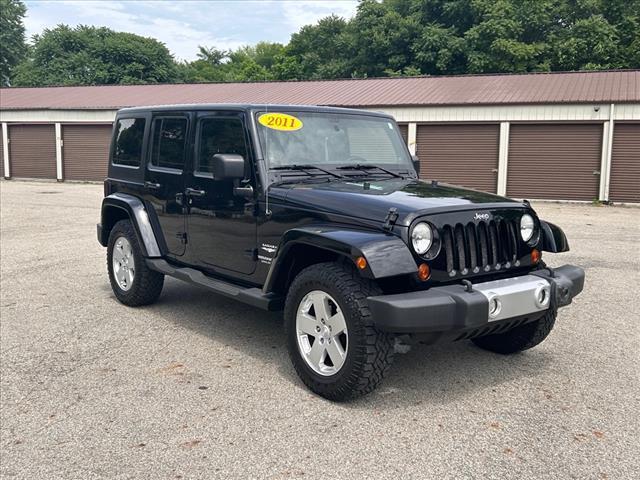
98, 104, 584, 401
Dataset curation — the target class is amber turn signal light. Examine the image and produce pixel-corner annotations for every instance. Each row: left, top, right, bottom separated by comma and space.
531, 249, 541, 264
418, 263, 431, 281
355, 256, 367, 270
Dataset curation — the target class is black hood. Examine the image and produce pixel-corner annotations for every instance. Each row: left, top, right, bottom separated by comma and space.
277, 178, 526, 226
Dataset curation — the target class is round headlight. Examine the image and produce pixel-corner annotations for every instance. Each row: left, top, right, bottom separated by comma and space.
520, 214, 535, 242
411, 222, 433, 255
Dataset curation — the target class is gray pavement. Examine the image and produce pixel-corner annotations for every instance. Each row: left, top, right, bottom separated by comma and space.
1, 180, 639, 479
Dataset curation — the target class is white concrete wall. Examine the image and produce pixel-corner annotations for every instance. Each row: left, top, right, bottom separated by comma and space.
0, 109, 117, 123
1, 103, 638, 124
366, 103, 640, 123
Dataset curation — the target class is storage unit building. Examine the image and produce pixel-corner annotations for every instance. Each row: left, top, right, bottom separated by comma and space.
1, 70, 638, 203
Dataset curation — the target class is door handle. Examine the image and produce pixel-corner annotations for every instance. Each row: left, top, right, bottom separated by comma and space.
144, 181, 161, 190
185, 187, 206, 197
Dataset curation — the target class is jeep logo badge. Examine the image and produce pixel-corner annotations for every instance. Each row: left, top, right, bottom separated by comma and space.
474, 212, 491, 221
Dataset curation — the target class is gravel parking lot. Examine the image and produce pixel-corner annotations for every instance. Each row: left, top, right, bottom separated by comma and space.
1, 180, 638, 479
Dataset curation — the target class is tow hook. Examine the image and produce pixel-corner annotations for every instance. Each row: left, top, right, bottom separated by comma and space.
461, 279, 473, 292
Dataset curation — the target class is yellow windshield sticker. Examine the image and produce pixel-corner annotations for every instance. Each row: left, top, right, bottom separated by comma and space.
258, 113, 303, 131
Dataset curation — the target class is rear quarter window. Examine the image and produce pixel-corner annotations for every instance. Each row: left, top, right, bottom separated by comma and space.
112, 118, 146, 167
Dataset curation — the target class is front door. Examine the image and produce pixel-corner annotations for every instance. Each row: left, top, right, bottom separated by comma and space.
144, 114, 190, 257
185, 112, 257, 275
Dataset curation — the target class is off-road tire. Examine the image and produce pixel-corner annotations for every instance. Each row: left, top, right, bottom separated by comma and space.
284, 262, 394, 401
471, 309, 557, 354
107, 219, 164, 307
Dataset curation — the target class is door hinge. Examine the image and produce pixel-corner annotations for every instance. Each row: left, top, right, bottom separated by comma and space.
383, 207, 399, 231
176, 232, 187, 244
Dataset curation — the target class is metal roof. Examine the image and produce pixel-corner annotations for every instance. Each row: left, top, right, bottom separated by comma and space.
1, 70, 638, 111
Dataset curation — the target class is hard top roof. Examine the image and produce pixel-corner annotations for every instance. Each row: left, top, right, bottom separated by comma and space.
117, 103, 393, 119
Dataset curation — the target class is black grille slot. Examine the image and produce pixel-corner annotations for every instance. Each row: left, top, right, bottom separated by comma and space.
465, 223, 478, 271
442, 218, 519, 276
443, 226, 454, 273
488, 221, 499, 265
506, 221, 518, 264
454, 225, 466, 273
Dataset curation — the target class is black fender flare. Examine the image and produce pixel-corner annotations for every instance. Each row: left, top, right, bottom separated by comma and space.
99, 193, 162, 257
263, 226, 417, 293
540, 220, 570, 253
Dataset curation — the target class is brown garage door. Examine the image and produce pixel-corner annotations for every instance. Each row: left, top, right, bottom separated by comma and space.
416, 124, 499, 193
398, 124, 408, 145
507, 124, 602, 201
63, 124, 113, 181
8, 125, 57, 179
609, 123, 640, 203
0, 134, 4, 178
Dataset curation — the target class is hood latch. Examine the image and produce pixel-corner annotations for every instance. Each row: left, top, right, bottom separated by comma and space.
382, 207, 399, 231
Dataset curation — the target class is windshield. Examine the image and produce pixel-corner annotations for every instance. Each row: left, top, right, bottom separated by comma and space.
255, 111, 412, 170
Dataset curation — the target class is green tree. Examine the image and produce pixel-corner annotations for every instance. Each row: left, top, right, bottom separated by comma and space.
9, 0, 640, 87
196, 45, 228, 65
265, 0, 640, 79
233, 42, 284, 70
347, 0, 420, 77
12, 25, 178, 86
276, 15, 352, 79
463, 0, 550, 73
0, 0, 27, 85
178, 42, 284, 83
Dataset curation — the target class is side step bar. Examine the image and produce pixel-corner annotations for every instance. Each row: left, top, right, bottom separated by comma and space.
146, 259, 284, 311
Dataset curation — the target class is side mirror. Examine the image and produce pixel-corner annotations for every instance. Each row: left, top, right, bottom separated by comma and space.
212, 154, 245, 180
411, 154, 420, 176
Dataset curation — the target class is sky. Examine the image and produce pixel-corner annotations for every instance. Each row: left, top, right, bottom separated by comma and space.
23, 0, 359, 61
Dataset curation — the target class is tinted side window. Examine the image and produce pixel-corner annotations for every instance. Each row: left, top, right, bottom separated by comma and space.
150, 117, 188, 170
197, 117, 247, 174
113, 118, 145, 167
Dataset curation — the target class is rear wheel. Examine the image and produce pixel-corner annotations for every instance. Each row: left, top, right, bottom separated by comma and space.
471, 309, 557, 354
107, 219, 164, 307
284, 262, 394, 401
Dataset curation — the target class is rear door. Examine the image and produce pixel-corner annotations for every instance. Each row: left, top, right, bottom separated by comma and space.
144, 114, 190, 257
184, 111, 258, 275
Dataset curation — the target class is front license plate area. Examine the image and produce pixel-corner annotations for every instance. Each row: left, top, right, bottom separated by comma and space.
474, 275, 551, 322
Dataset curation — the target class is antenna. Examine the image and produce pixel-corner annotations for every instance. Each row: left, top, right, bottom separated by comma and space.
264, 103, 272, 216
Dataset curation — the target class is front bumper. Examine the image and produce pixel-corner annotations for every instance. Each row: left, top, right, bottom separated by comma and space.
367, 265, 584, 335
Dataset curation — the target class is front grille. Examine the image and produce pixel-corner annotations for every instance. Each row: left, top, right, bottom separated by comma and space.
441, 219, 519, 276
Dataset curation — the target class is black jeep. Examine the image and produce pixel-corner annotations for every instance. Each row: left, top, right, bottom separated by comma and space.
97, 104, 584, 401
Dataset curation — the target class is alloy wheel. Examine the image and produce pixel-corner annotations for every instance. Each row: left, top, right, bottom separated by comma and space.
112, 236, 135, 291
296, 290, 348, 376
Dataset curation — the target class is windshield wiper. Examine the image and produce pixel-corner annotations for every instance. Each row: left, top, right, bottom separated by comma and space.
336, 164, 404, 179
271, 164, 345, 179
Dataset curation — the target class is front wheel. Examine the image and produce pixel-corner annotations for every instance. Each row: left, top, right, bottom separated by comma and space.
471, 309, 557, 354
284, 262, 394, 401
